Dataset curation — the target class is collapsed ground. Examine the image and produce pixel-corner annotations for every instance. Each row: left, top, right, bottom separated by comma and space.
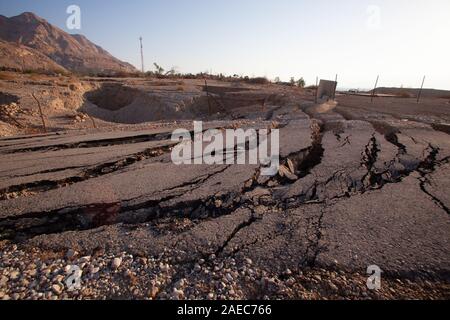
0, 74, 449, 300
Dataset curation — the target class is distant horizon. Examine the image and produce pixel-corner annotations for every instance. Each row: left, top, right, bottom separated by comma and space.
1, 0, 449, 90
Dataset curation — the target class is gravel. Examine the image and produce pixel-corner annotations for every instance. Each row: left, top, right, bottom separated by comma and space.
111, 258, 122, 270
0, 242, 448, 300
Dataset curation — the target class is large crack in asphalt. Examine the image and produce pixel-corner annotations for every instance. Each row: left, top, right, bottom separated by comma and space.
416, 145, 450, 215
284, 125, 449, 209
1, 124, 252, 155
360, 134, 381, 187
367, 119, 450, 214
156, 116, 448, 270
297, 122, 325, 179
0, 122, 282, 240
262, 120, 324, 187
0, 165, 88, 180
158, 114, 450, 282
300, 205, 326, 268
1, 114, 449, 256
1, 123, 280, 202
1, 131, 174, 154
0, 144, 175, 201
272, 122, 450, 268
214, 209, 261, 257
0, 162, 276, 242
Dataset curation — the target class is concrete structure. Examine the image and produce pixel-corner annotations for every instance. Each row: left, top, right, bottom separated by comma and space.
317, 79, 338, 100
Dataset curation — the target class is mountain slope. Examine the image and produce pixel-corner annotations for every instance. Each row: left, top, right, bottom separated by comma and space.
0, 40, 68, 73
0, 12, 137, 75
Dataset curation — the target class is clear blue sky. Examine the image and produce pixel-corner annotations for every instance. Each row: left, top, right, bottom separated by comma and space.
1, 0, 449, 89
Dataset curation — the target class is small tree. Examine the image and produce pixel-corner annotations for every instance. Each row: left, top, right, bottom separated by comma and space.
290, 77, 296, 86
296, 77, 306, 88
274, 77, 280, 83
165, 67, 178, 76
153, 63, 165, 75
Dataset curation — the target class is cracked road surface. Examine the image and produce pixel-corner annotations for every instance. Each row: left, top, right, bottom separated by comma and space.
0, 99, 449, 300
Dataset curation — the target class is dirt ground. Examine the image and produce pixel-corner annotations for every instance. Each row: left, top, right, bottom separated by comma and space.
0, 71, 310, 136
337, 94, 450, 130
0, 72, 449, 300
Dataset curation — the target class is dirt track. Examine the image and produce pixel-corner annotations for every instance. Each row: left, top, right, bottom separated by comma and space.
0, 79, 449, 300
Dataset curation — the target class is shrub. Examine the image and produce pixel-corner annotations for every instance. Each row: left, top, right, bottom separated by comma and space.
296, 77, 306, 88
245, 77, 269, 85
398, 91, 411, 98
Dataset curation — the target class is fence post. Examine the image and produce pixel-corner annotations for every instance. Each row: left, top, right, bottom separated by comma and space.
371, 75, 379, 103
31, 93, 47, 133
333, 74, 338, 100
417, 76, 426, 104
204, 78, 212, 115
315, 76, 318, 104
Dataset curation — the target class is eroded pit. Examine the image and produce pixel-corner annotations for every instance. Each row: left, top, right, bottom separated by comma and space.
0, 92, 19, 105
81, 83, 205, 124
84, 83, 141, 111
81, 83, 276, 124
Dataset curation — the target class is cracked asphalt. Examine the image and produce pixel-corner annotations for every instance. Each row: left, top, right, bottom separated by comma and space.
0, 95, 449, 300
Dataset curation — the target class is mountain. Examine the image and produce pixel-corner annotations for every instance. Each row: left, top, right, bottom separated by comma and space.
0, 12, 137, 75
0, 40, 68, 73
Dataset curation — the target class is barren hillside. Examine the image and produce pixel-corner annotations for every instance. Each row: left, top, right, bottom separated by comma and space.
0, 12, 137, 75
0, 40, 67, 74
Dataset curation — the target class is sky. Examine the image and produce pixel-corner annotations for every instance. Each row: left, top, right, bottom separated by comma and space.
1, 0, 449, 89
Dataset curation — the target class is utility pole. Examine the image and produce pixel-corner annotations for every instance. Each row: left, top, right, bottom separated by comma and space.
315, 76, 318, 104
139, 37, 144, 73
333, 74, 338, 100
371, 75, 379, 103
204, 78, 212, 115
417, 75, 426, 104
